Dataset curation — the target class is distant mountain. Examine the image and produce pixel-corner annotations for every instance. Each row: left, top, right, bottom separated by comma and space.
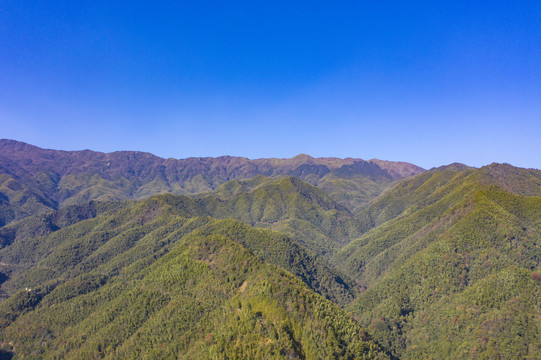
0, 139, 424, 225
333, 163, 541, 359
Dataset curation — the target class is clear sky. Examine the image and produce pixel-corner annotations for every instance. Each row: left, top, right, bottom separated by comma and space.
1, 1, 540, 169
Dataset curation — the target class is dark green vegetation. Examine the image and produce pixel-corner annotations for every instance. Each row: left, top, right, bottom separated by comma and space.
198, 176, 362, 257
334, 164, 541, 359
0, 140, 540, 359
0, 193, 387, 359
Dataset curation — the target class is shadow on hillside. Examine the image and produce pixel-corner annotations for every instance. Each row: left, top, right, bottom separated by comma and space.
0, 350, 13, 359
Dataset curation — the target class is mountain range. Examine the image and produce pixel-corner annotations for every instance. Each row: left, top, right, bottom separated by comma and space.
0, 139, 539, 359
0, 139, 423, 227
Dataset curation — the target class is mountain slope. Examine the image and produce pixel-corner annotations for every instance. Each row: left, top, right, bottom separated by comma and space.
0, 173, 364, 259
0, 194, 389, 358
197, 176, 362, 256
0, 223, 387, 359
0, 194, 359, 306
332, 164, 541, 359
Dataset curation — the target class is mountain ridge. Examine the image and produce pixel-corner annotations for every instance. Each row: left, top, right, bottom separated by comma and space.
0, 139, 424, 178
332, 163, 541, 359
0, 139, 424, 225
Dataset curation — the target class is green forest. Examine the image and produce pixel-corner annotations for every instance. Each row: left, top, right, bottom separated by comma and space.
0, 141, 539, 359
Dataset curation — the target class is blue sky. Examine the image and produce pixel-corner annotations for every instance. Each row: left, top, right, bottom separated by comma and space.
1, 1, 540, 169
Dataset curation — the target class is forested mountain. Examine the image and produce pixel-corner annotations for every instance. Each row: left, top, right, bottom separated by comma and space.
0, 189, 359, 304
197, 176, 362, 256
0, 140, 539, 359
0, 194, 386, 359
333, 163, 541, 359
0, 139, 423, 225
0, 175, 361, 260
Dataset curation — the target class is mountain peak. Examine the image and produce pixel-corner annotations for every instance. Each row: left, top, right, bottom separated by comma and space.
431, 162, 472, 172
291, 154, 314, 161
